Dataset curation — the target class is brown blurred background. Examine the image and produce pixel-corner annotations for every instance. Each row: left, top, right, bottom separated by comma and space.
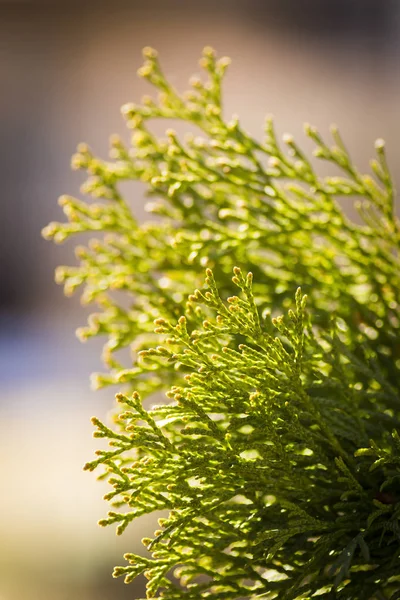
1, 1, 400, 598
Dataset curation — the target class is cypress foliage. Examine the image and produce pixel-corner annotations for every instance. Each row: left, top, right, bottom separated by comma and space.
43, 47, 400, 599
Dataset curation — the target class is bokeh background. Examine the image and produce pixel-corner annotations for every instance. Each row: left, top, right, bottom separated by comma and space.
1, 1, 400, 598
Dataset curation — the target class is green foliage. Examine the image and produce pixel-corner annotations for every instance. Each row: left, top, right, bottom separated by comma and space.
43, 47, 400, 599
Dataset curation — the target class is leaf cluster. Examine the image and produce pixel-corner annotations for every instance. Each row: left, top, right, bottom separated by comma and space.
43, 47, 400, 599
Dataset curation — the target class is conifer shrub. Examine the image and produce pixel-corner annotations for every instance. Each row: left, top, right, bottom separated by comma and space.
43, 47, 400, 599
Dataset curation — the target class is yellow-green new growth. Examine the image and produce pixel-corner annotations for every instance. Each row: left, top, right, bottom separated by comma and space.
44, 47, 400, 599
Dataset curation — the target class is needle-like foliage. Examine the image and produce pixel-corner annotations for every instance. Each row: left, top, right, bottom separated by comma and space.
43, 47, 400, 599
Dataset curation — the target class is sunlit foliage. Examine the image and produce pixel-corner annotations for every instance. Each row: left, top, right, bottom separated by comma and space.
43, 47, 400, 599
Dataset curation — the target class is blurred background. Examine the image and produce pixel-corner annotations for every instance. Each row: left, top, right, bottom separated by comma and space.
1, 0, 400, 598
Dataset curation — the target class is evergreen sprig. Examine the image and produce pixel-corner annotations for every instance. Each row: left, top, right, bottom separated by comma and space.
43, 47, 400, 599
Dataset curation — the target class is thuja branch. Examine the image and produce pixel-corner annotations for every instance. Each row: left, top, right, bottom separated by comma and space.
43, 47, 400, 600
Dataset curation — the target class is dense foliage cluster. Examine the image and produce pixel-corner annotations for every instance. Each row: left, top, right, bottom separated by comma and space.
43, 48, 400, 599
